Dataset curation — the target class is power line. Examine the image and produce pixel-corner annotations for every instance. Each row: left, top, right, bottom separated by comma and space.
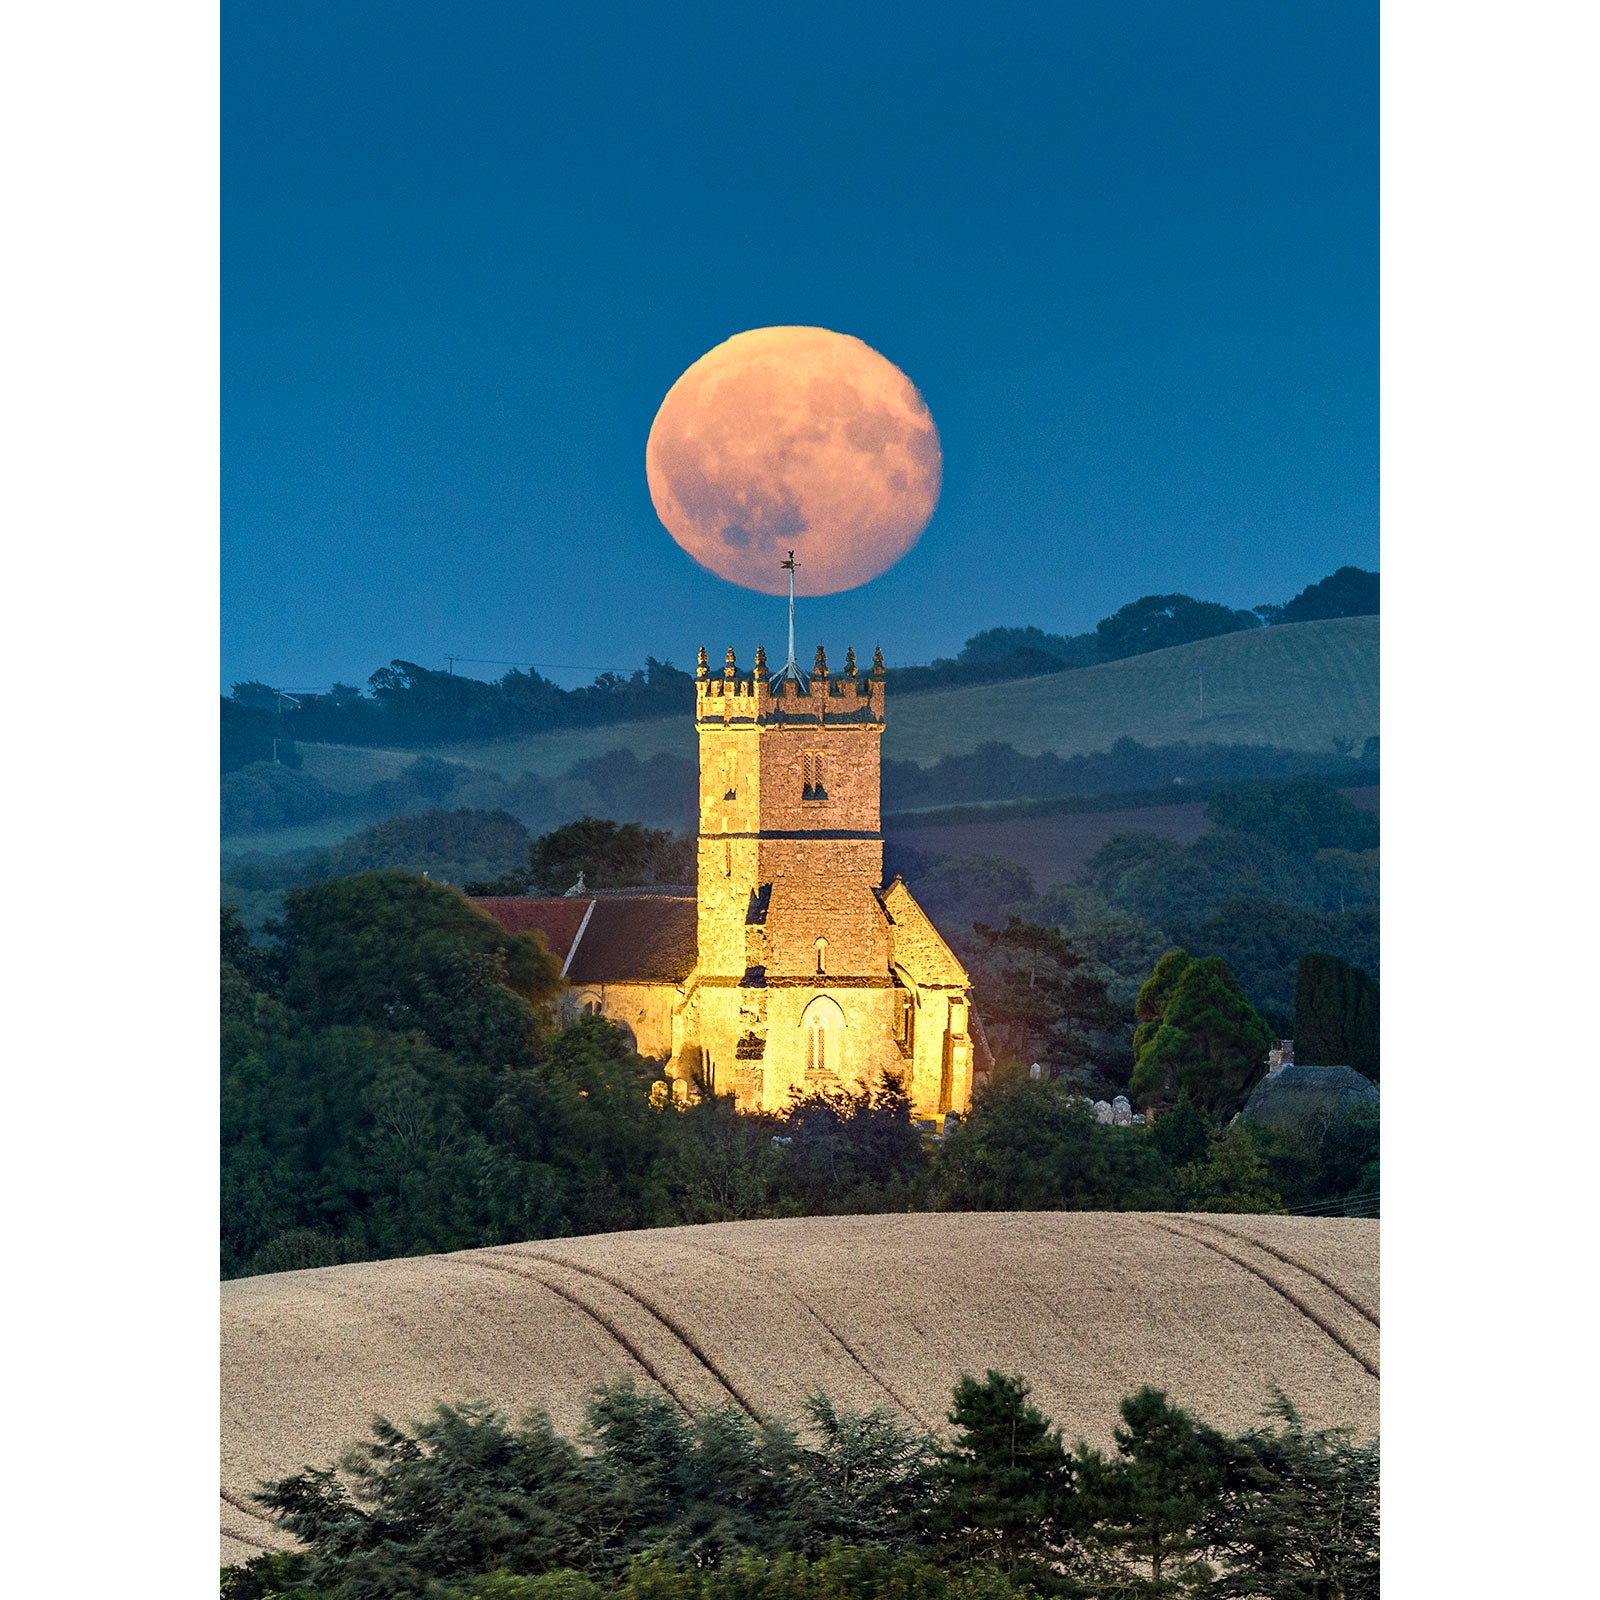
442, 654, 641, 674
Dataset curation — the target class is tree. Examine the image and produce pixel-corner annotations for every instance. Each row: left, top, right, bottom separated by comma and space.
907, 855, 1037, 935
775, 1077, 931, 1215
1074, 1387, 1233, 1595
1175, 1123, 1285, 1214
1149, 1094, 1211, 1170
1095, 595, 1260, 662
1210, 1392, 1379, 1599
794, 1395, 935, 1550
471, 817, 695, 897
925, 1372, 1075, 1573
1294, 954, 1379, 1080
934, 1078, 1176, 1213
1132, 951, 1273, 1116
258, 1403, 596, 1595
222, 695, 302, 773
278, 871, 562, 1063
969, 917, 1126, 1070
1205, 780, 1378, 857
1276, 567, 1378, 626
329, 808, 532, 885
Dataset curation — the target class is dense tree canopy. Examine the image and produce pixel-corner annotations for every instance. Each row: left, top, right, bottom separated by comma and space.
467, 816, 696, 896
329, 809, 532, 884
221, 847, 1378, 1280
1276, 565, 1379, 625
228, 1374, 1378, 1600
1094, 595, 1262, 662
1294, 953, 1380, 1079
968, 917, 1127, 1069
1131, 951, 1274, 1116
278, 872, 563, 1053
1204, 780, 1378, 856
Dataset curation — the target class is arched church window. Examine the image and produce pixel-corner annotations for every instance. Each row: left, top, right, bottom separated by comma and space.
815, 936, 828, 975
807, 1009, 829, 1078
801, 994, 845, 1087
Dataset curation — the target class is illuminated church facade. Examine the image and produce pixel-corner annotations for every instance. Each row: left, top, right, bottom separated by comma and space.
474, 642, 982, 1121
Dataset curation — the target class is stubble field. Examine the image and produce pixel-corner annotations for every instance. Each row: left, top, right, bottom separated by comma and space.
221, 1210, 1378, 1565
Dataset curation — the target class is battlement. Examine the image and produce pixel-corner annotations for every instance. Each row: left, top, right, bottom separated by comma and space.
694, 643, 886, 728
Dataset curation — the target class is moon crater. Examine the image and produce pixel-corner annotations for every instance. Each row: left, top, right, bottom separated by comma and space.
646, 326, 942, 595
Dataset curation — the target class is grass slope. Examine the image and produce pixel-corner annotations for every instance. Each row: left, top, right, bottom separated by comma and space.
887, 616, 1377, 760
221, 1210, 1378, 1564
294, 617, 1376, 792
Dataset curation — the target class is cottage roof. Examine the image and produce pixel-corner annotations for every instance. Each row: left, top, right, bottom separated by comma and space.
471, 895, 697, 985
1239, 1063, 1378, 1131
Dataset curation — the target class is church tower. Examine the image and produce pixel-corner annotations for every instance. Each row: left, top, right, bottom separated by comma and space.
686, 640, 975, 1117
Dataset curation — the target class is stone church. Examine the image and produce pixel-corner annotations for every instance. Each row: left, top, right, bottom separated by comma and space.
473, 642, 985, 1120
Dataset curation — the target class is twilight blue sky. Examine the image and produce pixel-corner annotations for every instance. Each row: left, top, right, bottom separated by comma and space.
223, 0, 1376, 692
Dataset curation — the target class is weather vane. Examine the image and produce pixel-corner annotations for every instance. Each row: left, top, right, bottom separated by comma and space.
775, 550, 807, 686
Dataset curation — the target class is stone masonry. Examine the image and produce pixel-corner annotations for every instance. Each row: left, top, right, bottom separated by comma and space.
473, 643, 979, 1121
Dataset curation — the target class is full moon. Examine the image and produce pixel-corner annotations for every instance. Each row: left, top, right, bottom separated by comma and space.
645, 326, 942, 595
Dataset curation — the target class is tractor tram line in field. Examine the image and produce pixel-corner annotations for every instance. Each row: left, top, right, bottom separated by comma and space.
456, 1252, 702, 1417
498, 1248, 764, 1422
681, 1238, 935, 1431
1145, 1219, 1378, 1379
1177, 1217, 1379, 1331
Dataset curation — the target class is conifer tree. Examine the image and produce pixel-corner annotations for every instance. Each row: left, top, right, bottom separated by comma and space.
1074, 1386, 1231, 1596
925, 1371, 1075, 1573
1131, 951, 1273, 1115
1209, 1392, 1379, 1599
1294, 954, 1379, 1081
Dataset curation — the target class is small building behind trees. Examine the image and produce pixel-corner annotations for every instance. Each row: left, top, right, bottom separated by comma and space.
1238, 1061, 1378, 1132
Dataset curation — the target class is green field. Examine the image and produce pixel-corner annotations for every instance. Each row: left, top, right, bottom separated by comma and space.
888, 616, 1377, 759
221, 814, 377, 859
298, 615, 1376, 787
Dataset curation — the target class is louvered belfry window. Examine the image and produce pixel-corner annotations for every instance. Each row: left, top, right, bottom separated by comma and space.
802, 750, 826, 801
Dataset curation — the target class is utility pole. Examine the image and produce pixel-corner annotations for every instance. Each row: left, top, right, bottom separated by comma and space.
272, 688, 301, 765
445, 654, 458, 675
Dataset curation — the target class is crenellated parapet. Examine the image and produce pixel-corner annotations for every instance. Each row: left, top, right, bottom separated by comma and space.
694, 645, 887, 727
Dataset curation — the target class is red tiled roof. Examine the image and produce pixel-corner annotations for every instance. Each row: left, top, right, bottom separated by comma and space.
470, 898, 593, 968
471, 895, 697, 984
568, 897, 697, 984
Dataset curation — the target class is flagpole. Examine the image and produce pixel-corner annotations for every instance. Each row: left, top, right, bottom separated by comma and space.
777, 550, 806, 685
787, 561, 796, 670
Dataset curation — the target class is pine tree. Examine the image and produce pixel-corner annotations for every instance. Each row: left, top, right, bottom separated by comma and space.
1074, 1386, 1231, 1596
1209, 1391, 1379, 1599
925, 1371, 1075, 1573
1132, 952, 1273, 1115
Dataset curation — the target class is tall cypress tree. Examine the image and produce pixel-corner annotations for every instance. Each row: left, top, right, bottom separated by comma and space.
1294, 954, 1379, 1080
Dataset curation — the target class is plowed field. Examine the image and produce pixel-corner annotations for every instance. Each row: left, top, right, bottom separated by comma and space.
221, 1211, 1378, 1564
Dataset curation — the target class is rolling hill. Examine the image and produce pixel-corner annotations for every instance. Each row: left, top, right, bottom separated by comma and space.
221, 1210, 1379, 1564
294, 617, 1375, 792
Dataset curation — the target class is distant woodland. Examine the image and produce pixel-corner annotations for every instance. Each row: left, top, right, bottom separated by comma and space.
224, 774, 1377, 1029
223, 567, 1377, 764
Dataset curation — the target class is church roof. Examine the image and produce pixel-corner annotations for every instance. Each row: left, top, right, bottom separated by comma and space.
879, 876, 971, 987
471, 895, 697, 986
471, 897, 593, 967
